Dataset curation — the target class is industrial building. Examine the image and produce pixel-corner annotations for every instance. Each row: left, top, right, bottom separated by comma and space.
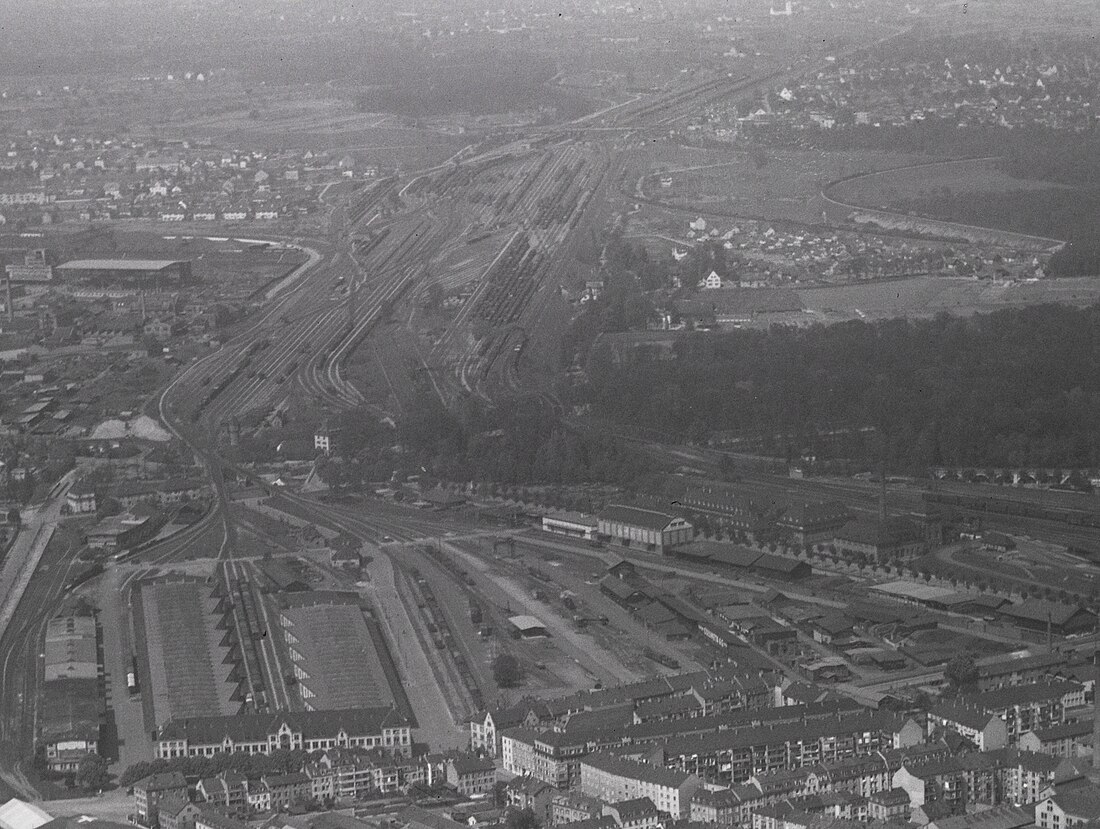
833, 517, 927, 563
775, 501, 851, 546
278, 593, 396, 711
541, 511, 598, 541
38, 610, 103, 772
509, 615, 550, 638
56, 258, 193, 284
132, 576, 241, 731
154, 708, 413, 759
597, 505, 693, 554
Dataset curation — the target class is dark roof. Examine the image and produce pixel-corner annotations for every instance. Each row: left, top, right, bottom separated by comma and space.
1050, 788, 1100, 820
600, 575, 648, 602
1031, 720, 1094, 742
812, 615, 855, 636
835, 518, 922, 548
708, 546, 763, 568
752, 553, 809, 575
965, 679, 1081, 710
868, 788, 910, 806
398, 806, 468, 829
777, 501, 850, 531
599, 504, 682, 532
929, 702, 998, 731
558, 819, 617, 829
1000, 600, 1093, 627
134, 771, 188, 792
158, 708, 410, 743
40, 677, 102, 742
607, 797, 658, 818
449, 754, 496, 775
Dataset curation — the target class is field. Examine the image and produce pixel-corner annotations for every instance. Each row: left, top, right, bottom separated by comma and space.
796, 276, 1100, 323
827, 157, 1069, 208
641, 147, 929, 224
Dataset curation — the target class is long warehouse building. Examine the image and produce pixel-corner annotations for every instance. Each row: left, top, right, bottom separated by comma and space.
278, 593, 397, 711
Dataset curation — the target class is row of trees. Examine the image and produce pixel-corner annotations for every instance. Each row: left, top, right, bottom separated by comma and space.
119, 747, 314, 788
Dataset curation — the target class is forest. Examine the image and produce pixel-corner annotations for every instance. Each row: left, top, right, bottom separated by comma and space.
578, 303, 1100, 472
315, 393, 653, 490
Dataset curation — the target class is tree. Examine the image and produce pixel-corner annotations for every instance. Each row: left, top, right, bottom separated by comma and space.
77, 754, 110, 791
492, 653, 523, 688
506, 808, 540, 829
944, 654, 979, 692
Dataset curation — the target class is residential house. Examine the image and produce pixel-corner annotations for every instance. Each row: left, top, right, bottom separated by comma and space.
445, 755, 496, 796
579, 753, 702, 820
928, 703, 1009, 750
133, 771, 189, 828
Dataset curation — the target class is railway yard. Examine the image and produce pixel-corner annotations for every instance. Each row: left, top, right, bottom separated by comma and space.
2, 0, 1100, 812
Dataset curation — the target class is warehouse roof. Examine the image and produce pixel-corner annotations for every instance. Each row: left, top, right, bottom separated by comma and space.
158, 708, 410, 742
57, 259, 184, 272
39, 678, 102, 742
279, 602, 394, 710
544, 510, 598, 528
0, 800, 53, 829
870, 581, 959, 604
509, 615, 550, 635
598, 504, 682, 532
999, 599, 1093, 627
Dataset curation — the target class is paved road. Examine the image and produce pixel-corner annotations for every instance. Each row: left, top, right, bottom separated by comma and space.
0, 476, 72, 639
364, 551, 466, 749
95, 567, 152, 774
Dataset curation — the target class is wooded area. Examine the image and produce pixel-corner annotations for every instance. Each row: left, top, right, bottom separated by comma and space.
580, 304, 1100, 471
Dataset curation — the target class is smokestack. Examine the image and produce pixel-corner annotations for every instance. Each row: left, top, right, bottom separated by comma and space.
879, 458, 888, 528
1094, 648, 1100, 771
140, 291, 147, 321
5, 272, 12, 323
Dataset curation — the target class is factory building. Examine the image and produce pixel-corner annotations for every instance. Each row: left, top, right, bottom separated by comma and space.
597, 505, 693, 554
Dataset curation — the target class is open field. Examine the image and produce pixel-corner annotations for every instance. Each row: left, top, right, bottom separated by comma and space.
797, 276, 1100, 322
827, 157, 1069, 208
640, 146, 930, 224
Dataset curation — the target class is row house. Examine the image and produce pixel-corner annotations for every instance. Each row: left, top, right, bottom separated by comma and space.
892, 754, 1003, 811
579, 753, 702, 820
962, 681, 1081, 743
928, 703, 1009, 751
652, 712, 924, 785
196, 772, 248, 816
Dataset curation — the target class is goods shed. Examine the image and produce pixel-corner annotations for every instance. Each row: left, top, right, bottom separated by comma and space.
509, 615, 550, 639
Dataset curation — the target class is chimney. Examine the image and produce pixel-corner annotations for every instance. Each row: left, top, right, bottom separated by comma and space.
879, 459, 888, 528
1094, 647, 1100, 771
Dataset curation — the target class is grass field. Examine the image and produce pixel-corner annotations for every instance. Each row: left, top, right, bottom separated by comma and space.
796, 276, 1100, 322
827, 157, 1068, 209
643, 147, 929, 224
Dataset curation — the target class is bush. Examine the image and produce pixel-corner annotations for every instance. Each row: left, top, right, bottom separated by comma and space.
492, 653, 523, 688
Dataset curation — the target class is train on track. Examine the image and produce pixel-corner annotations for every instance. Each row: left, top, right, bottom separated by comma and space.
922, 487, 1100, 529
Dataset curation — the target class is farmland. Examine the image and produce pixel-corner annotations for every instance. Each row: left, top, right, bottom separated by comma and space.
826, 157, 1069, 208
638, 145, 930, 224
796, 275, 1100, 322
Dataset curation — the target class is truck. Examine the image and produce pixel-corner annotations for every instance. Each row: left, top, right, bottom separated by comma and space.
469, 598, 483, 625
